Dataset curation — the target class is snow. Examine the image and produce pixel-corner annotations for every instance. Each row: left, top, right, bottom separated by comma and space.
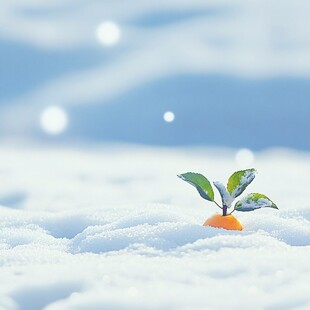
213, 181, 234, 208
230, 169, 256, 198
0, 144, 310, 309
235, 195, 275, 212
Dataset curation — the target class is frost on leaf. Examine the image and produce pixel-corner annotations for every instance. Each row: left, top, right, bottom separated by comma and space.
178, 172, 214, 201
227, 168, 257, 198
234, 193, 278, 212
213, 181, 233, 208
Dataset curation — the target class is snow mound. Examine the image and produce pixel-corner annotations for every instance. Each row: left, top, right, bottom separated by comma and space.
0, 145, 310, 309
2, 205, 309, 310
1, 206, 309, 255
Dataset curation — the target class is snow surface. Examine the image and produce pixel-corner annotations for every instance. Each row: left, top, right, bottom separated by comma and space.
0, 144, 310, 309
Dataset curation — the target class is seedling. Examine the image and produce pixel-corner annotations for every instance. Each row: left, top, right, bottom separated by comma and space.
178, 169, 278, 230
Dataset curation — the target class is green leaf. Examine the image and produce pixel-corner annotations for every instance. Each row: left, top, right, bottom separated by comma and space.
213, 181, 233, 208
178, 172, 214, 201
227, 168, 257, 198
234, 193, 278, 212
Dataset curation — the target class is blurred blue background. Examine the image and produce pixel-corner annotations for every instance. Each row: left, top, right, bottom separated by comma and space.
1, 0, 309, 150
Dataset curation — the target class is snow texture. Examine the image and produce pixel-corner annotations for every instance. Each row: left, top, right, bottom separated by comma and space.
0, 144, 310, 309
230, 169, 256, 198
213, 181, 233, 208
235, 194, 275, 212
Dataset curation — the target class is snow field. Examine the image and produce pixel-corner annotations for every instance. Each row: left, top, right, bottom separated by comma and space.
0, 144, 309, 309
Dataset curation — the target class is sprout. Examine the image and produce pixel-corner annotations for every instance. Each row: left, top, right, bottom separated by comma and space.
178, 169, 278, 216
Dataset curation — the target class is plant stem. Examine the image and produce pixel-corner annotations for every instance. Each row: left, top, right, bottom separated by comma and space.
229, 209, 235, 215
214, 201, 223, 210
222, 205, 228, 216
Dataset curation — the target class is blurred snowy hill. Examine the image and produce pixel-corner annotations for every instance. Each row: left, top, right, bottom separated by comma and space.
1, 0, 310, 150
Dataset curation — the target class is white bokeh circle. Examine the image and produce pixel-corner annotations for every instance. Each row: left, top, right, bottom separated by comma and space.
163, 111, 175, 123
40, 106, 68, 135
96, 21, 121, 46
235, 148, 255, 167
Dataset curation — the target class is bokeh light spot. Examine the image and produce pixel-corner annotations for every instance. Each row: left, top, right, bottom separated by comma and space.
40, 106, 68, 135
235, 148, 255, 167
96, 21, 121, 46
163, 111, 175, 123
